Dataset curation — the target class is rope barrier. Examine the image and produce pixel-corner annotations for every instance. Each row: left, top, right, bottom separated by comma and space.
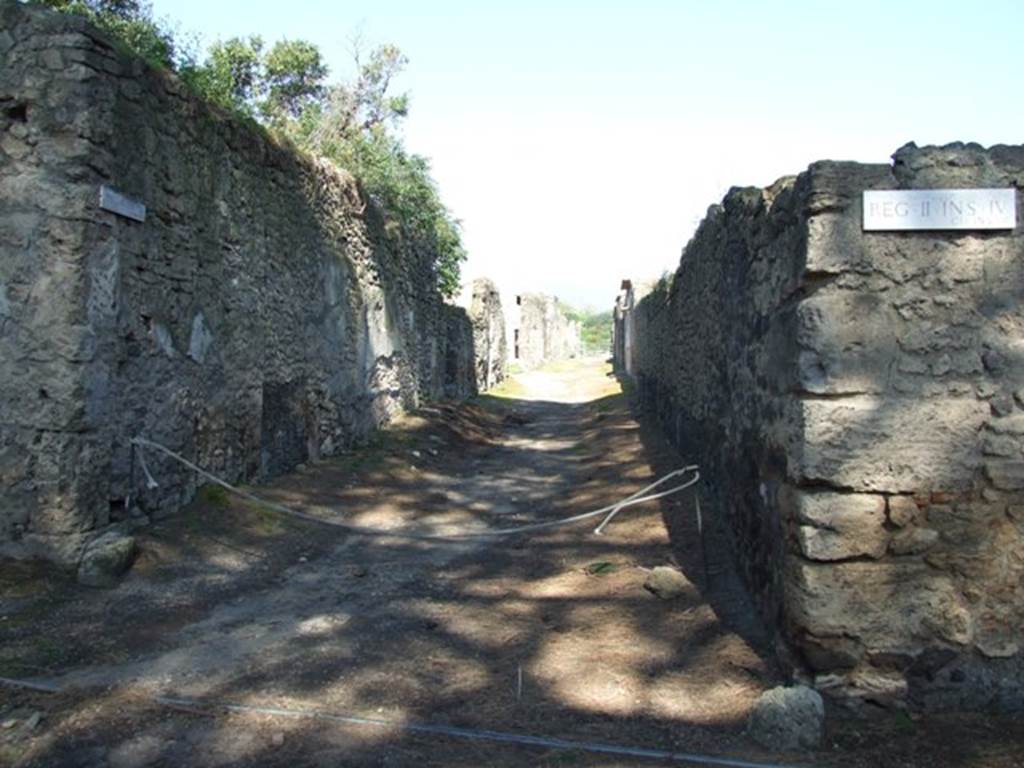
0, 676, 797, 768
148, 695, 802, 768
0, 441, 785, 766
130, 436, 699, 543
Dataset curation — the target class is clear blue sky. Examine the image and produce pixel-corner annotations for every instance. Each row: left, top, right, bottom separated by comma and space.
155, 0, 1024, 310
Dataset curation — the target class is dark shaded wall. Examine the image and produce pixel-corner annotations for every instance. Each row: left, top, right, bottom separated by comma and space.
624, 143, 1024, 711
0, 2, 475, 564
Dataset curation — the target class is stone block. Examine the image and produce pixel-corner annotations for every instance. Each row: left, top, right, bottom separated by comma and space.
77, 531, 136, 587
746, 685, 824, 751
988, 414, 1024, 435
982, 432, 1020, 457
889, 527, 940, 555
795, 290, 897, 395
799, 633, 863, 672
842, 668, 910, 707
794, 396, 987, 492
786, 561, 972, 649
991, 394, 1014, 417
985, 459, 1024, 491
784, 488, 888, 560
892, 142, 1013, 188
887, 495, 920, 527
805, 211, 867, 275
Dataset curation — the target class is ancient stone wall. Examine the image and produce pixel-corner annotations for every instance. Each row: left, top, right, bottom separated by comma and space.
613, 279, 653, 378
623, 142, 1024, 711
467, 278, 507, 390
512, 293, 581, 369
0, 2, 476, 565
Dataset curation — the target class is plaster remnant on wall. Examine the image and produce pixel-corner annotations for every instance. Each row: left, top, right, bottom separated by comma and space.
151, 322, 176, 359
188, 311, 213, 364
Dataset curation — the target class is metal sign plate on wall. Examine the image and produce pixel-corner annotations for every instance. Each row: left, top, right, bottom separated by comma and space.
99, 185, 146, 223
863, 188, 1016, 231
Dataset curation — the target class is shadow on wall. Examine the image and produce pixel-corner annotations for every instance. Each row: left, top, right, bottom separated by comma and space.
619, 143, 1024, 712
6, 388, 766, 765
0, 1, 481, 566
7, 383, 1024, 766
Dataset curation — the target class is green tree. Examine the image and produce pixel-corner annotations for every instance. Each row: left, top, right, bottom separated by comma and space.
34, 1, 466, 298
34, 0, 176, 69
321, 127, 465, 298
352, 43, 410, 130
558, 302, 614, 355
261, 40, 328, 122
302, 42, 409, 151
296, 43, 464, 298
183, 36, 264, 115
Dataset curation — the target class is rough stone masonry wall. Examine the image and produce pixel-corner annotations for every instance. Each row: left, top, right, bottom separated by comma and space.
0, 2, 476, 565
515, 293, 581, 369
628, 142, 1024, 712
468, 278, 507, 390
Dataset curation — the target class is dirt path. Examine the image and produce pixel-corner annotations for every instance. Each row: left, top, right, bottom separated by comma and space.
3, 359, 1023, 767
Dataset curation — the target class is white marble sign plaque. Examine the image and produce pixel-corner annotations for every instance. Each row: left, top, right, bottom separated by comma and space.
99, 185, 146, 223
863, 188, 1016, 231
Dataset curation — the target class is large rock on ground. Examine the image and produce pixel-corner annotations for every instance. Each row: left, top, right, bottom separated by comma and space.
643, 566, 689, 599
746, 685, 824, 751
77, 531, 136, 587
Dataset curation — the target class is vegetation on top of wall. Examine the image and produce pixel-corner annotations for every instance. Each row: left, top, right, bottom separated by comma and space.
33, 0, 179, 69
30, 0, 466, 299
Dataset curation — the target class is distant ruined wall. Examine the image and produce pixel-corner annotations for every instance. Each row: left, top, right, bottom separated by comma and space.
513, 293, 581, 369
468, 278, 507, 391
612, 279, 652, 378
0, 2, 476, 565
622, 142, 1024, 712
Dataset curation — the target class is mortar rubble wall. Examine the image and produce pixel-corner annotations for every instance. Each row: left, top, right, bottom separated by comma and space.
622, 142, 1024, 711
0, 2, 476, 564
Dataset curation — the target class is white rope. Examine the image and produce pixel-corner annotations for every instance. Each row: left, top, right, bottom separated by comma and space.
150, 694, 800, 768
0, 677, 795, 768
130, 437, 699, 543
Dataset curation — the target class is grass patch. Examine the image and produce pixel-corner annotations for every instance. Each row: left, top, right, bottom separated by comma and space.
249, 505, 287, 536
541, 750, 590, 765
198, 484, 230, 510
472, 394, 512, 414
0, 745, 25, 766
0, 636, 67, 677
591, 393, 624, 415
486, 376, 529, 399
894, 709, 916, 734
